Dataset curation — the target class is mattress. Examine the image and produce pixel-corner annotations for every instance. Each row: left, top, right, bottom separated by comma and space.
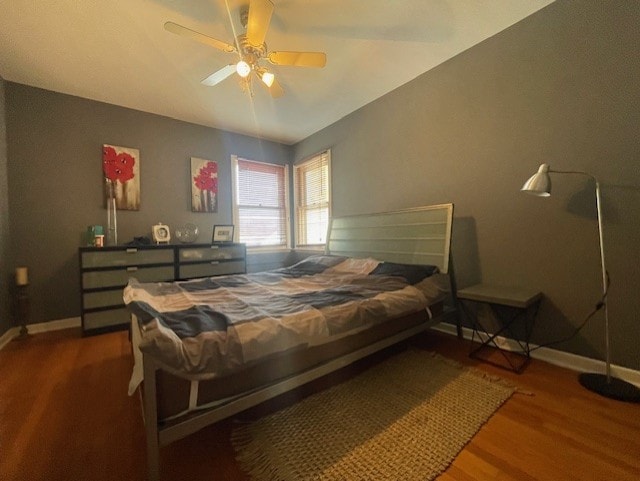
125, 255, 449, 419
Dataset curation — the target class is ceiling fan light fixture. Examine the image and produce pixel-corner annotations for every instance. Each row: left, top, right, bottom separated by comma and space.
165, 0, 327, 98
236, 60, 251, 78
260, 70, 275, 87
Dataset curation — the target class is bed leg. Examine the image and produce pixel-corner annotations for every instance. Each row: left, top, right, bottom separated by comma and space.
143, 356, 161, 481
447, 255, 463, 339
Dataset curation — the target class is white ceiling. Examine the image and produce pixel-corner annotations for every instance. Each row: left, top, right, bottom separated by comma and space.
0, 0, 554, 145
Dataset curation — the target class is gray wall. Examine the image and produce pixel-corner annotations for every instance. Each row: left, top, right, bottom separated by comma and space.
0, 76, 11, 335
6, 83, 292, 324
294, 1, 640, 370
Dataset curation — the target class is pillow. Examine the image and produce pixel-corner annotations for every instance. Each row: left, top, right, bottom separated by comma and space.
325, 257, 381, 275
369, 262, 439, 285
283, 255, 347, 276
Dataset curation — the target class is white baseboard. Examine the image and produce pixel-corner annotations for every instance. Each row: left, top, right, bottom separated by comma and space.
27, 316, 81, 333
433, 323, 640, 388
0, 328, 17, 351
0, 317, 81, 350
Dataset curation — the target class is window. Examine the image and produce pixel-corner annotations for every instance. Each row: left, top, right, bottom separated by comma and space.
294, 150, 331, 247
232, 156, 289, 248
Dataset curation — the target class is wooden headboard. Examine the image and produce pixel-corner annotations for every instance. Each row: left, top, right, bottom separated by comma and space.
325, 203, 454, 274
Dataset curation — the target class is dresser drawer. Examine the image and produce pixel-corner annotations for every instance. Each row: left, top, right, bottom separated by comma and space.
178, 260, 245, 279
83, 289, 125, 310
82, 265, 175, 289
79, 243, 246, 335
83, 308, 130, 330
81, 248, 174, 268
178, 245, 245, 262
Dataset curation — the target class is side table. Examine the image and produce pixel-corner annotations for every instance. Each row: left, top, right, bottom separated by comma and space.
457, 284, 542, 373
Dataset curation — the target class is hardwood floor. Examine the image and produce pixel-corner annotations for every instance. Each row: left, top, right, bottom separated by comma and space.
0, 327, 638, 481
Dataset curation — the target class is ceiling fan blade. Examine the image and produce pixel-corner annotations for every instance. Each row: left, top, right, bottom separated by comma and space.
201, 64, 236, 86
246, 0, 274, 47
164, 21, 236, 53
268, 51, 327, 68
268, 77, 284, 98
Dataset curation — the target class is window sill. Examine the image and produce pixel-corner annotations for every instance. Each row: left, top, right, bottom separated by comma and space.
246, 246, 293, 255
293, 246, 326, 253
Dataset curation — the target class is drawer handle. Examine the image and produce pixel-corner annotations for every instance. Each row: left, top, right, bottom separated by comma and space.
210, 261, 220, 265
126, 248, 138, 253
210, 245, 219, 249
127, 267, 138, 272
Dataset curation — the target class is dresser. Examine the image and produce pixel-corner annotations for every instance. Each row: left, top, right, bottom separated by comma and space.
79, 243, 246, 335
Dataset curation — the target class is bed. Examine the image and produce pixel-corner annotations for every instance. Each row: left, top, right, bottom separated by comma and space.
125, 203, 460, 481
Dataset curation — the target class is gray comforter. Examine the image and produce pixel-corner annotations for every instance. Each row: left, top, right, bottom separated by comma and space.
124, 255, 441, 380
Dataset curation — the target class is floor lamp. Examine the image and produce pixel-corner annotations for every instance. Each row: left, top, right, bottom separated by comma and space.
521, 163, 640, 402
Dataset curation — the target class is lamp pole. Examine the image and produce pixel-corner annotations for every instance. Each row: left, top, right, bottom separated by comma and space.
593, 180, 610, 382
546, 169, 610, 381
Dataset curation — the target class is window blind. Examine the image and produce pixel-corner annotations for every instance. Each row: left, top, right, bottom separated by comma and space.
236, 158, 288, 247
294, 151, 330, 246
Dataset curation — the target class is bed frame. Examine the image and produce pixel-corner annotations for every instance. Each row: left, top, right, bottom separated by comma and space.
139, 203, 459, 480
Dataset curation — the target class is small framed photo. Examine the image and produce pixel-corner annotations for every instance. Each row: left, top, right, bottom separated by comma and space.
212, 225, 234, 243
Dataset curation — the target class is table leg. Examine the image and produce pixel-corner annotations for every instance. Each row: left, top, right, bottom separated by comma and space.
463, 299, 541, 373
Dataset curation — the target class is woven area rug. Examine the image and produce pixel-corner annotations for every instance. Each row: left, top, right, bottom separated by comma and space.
232, 349, 514, 481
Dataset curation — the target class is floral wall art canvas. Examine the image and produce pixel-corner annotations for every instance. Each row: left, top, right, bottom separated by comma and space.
102, 144, 140, 210
191, 158, 218, 213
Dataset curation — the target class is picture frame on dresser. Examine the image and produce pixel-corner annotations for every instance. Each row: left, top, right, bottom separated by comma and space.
212, 224, 234, 243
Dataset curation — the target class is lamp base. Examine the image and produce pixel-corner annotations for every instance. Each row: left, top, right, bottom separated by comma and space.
578, 373, 640, 403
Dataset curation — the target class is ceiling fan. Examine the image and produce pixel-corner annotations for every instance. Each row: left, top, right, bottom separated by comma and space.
165, 0, 327, 98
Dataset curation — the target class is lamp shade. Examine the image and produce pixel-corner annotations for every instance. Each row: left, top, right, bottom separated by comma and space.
521, 163, 552, 196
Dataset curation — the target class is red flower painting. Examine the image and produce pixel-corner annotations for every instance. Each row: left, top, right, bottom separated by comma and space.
191, 158, 218, 212
102, 144, 140, 210
193, 162, 218, 191
103, 146, 136, 183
